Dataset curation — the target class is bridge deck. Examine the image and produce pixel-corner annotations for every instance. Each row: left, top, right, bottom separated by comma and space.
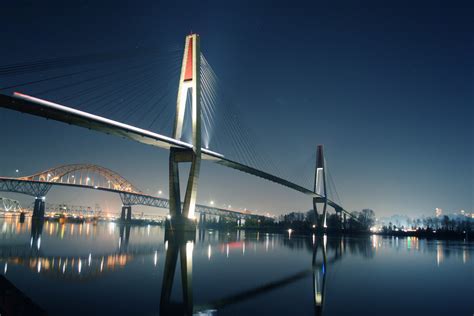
0, 177, 261, 219
0, 93, 348, 215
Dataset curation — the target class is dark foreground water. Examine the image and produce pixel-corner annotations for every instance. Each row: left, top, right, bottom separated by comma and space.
0, 217, 472, 316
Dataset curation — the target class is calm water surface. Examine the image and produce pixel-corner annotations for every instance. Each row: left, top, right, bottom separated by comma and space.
0, 217, 472, 315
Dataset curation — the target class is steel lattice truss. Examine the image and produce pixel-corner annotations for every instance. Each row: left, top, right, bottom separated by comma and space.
120, 193, 169, 208
120, 192, 261, 219
0, 178, 52, 197
19, 164, 141, 193
0, 197, 22, 212
0, 164, 264, 220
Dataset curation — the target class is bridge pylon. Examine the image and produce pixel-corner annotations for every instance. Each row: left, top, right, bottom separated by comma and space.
313, 145, 328, 230
167, 33, 202, 233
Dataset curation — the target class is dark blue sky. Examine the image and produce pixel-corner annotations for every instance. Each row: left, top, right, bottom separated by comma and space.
0, 0, 472, 217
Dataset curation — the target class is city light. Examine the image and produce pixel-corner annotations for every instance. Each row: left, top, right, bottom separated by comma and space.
210, 200, 214, 205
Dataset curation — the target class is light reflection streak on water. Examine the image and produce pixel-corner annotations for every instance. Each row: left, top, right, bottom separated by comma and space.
0, 217, 470, 306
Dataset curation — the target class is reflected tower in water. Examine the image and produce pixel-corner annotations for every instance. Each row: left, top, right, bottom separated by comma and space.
30, 218, 44, 250
312, 236, 327, 316
160, 232, 195, 316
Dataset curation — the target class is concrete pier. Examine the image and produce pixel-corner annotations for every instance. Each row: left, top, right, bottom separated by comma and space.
120, 206, 132, 222
32, 197, 45, 219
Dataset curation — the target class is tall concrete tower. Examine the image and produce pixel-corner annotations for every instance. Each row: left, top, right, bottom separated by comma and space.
313, 145, 328, 229
168, 34, 202, 231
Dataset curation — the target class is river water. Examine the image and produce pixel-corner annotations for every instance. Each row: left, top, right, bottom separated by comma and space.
0, 217, 471, 315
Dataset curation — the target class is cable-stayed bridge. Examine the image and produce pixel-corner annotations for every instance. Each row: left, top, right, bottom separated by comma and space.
0, 33, 350, 230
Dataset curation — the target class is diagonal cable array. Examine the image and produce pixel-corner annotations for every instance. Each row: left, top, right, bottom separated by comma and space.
0, 43, 341, 198
0, 45, 183, 135
200, 54, 318, 189
325, 160, 342, 205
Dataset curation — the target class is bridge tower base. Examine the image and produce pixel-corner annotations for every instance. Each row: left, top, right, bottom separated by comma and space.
32, 197, 45, 219
165, 216, 197, 237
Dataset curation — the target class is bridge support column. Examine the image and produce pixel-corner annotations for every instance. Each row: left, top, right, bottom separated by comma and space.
19, 211, 26, 223
343, 213, 347, 231
32, 197, 45, 220
198, 213, 206, 228
121, 206, 126, 221
167, 148, 199, 233
126, 206, 132, 221
121, 206, 132, 222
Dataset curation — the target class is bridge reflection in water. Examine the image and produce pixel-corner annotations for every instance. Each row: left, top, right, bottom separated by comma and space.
0, 218, 378, 316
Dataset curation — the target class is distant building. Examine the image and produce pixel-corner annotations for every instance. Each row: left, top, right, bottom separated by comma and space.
435, 208, 443, 218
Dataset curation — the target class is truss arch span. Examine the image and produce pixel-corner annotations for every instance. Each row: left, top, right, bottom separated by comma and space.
19, 164, 142, 193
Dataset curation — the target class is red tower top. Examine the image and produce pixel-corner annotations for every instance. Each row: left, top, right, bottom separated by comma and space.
184, 36, 194, 81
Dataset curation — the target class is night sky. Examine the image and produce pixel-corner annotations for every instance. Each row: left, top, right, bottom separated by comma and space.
0, 0, 472, 217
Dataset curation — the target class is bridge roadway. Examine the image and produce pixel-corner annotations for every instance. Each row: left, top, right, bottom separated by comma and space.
0, 177, 262, 220
0, 92, 349, 217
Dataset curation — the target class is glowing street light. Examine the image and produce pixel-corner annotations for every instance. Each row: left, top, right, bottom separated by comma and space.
158, 190, 162, 195
210, 200, 214, 205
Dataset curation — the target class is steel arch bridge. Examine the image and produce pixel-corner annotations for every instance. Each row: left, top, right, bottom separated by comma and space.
0, 164, 263, 221
19, 163, 141, 193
